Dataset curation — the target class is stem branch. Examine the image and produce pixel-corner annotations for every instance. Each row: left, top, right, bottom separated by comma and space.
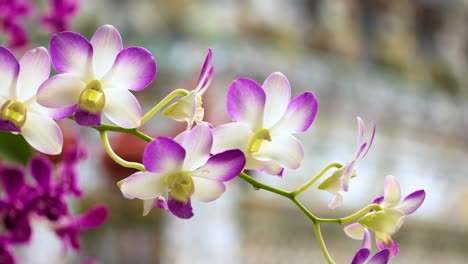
99, 131, 145, 171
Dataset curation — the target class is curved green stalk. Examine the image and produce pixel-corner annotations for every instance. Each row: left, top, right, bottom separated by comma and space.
94, 123, 153, 142
139, 89, 190, 127
338, 203, 382, 224
313, 222, 335, 264
293, 162, 342, 196
99, 131, 145, 171
238, 172, 293, 199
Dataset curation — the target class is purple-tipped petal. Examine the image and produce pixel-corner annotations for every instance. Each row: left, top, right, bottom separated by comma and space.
143, 137, 185, 174
17, 47, 50, 101
21, 112, 63, 155
192, 177, 226, 202
0, 166, 24, 200
252, 134, 303, 170
104, 47, 156, 91
196, 48, 213, 89
351, 248, 370, 264
340, 160, 356, 192
271, 91, 318, 134
42, 104, 77, 120
227, 78, 265, 130
180, 124, 212, 171
373, 196, 384, 205
383, 176, 401, 206
368, 249, 390, 264
362, 122, 376, 158
212, 122, 251, 154
362, 229, 372, 249
195, 149, 245, 182
262, 72, 291, 128
155, 196, 169, 212
120, 172, 167, 200
102, 88, 142, 128
198, 66, 214, 94
90, 25, 123, 78
167, 196, 194, 219
29, 156, 52, 191
357, 117, 365, 145
36, 73, 84, 108
396, 190, 425, 215
376, 235, 399, 258
77, 205, 109, 229
74, 109, 101, 127
0, 46, 19, 98
50, 31, 93, 76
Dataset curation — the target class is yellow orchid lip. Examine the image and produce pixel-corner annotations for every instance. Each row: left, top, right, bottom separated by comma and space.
247, 128, 271, 154
0, 99, 27, 129
165, 171, 194, 203
78, 80, 105, 113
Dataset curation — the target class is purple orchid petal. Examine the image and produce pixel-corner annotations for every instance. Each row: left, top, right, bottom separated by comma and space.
252, 134, 304, 170
351, 248, 370, 264
195, 149, 245, 182
355, 142, 368, 161
143, 137, 185, 174
90, 25, 123, 78
36, 73, 85, 108
29, 156, 52, 191
396, 189, 425, 215
17, 47, 50, 101
262, 72, 291, 128
0, 166, 25, 200
102, 88, 142, 128
74, 109, 101, 127
340, 160, 356, 192
362, 228, 372, 250
155, 196, 169, 212
192, 177, 226, 202
50, 31, 93, 76
77, 205, 109, 229
180, 124, 212, 171
104, 47, 157, 91
362, 122, 376, 159
0, 46, 19, 97
367, 249, 390, 264
357, 117, 365, 145
0, 244, 15, 264
227, 78, 266, 130
372, 196, 384, 205
196, 48, 213, 90
271, 91, 318, 134
167, 196, 194, 219
198, 66, 214, 95
0, 120, 20, 132
376, 237, 399, 258
42, 104, 77, 120
120, 172, 167, 200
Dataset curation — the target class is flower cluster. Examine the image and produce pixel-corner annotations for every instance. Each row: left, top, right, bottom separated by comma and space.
0, 24, 426, 263
0, 148, 108, 263
0, 0, 79, 50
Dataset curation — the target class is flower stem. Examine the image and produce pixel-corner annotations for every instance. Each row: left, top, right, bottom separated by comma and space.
313, 222, 335, 264
139, 88, 190, 127
338, 204, 382, 224
293, 162, 342, 196
238, 172, 293, 199
99, 131, 145, 171
95, 123, 153, 142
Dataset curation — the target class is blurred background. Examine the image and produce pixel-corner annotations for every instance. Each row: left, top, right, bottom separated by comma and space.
2, 0, 468, 263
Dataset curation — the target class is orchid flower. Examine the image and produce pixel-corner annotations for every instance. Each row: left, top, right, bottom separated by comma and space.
344, 175, 425, 257
41, 0, 79, 33
212, 72, 318, 176
351, 228, 390, 264
318, 117, 376, 209
120, 123, 246, 219
0, 46, 63, 155
36, 24, 157, 128
163, 48, 214, 129
0, 0, 32, 49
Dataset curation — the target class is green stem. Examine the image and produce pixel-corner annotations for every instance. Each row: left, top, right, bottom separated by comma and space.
290, 197, 318, 222
293, 162, 342, 196
139, 89, 190, 127
313, 222, 335, 264
94, 123, 152, 142
338, 204, 382, 224
99, 131, 145, 171
238, 172, 293, 199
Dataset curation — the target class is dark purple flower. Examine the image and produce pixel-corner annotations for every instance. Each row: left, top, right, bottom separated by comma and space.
41, 0, 79, 33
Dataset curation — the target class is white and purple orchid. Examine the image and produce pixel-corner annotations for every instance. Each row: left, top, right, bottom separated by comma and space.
120, 124, 245, 219
344, 175, 426, 257
212, 72, 318, 176
36, 24, 157, 128
318, 117, 376, 209
163, 48, 214, 129
0, 46, 63, 155
351, 229, 389, 264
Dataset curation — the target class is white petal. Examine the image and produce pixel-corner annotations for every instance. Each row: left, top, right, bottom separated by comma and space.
17, 47, 50, 101
212, 122, 251, 154
252, 134, 303, 170
192, 177, 226, 202
120, 172, 166, 200
102, 88, 142, 128
328, 193, 344, 209
142, 198, 156, 216
344, 223, 365, 240
383, 175, 401, 207
262, 72, 291, 128
21, 112, 63, 155
91, 25, 123, 78
36, 74, 84, 108
0, 46, 19, 99
180, 124, 212, 171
